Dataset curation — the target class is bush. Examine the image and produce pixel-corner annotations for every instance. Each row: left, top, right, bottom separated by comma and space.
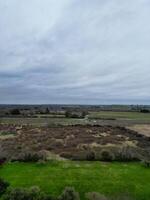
140, 109, 150, 113
2, 186, 52, 200
17, 152, 46, 162
10, 109, 20, 115
141, 159, 150, 168
116, 146, 140, 162
86, 151, 95, 161
65, 111, 87, 119
101, 150, 113, 161
85, 192, 108, 200
37, 160, 46, 166
0, 158, 6, 166
0, 178, 9, 197
58, 187, 80, 200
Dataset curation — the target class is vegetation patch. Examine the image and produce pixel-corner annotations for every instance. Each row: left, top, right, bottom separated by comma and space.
0, 125, 150, 161
0, 131, 16, 136
0, 161, 150, 200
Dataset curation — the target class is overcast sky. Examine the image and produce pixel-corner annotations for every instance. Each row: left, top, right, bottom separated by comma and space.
0, 0, 150, 104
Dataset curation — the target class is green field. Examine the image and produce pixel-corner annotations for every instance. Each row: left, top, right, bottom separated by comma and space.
0, 117, 85, 126
0, 161, 150, 200
89, 111, 150, 120
0, 111, 150, 126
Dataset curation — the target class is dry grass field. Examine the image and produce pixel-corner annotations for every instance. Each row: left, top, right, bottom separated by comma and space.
0, 124, 150, 161
128, 125, 150, 137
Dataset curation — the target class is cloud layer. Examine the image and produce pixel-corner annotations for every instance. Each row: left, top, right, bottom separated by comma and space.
0, 0, 150, 104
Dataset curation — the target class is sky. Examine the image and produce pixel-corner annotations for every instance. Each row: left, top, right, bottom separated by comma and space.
0, 0, 150, 105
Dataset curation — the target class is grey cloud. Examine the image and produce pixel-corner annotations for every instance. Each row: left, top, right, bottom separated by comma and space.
0, 0, 150, 104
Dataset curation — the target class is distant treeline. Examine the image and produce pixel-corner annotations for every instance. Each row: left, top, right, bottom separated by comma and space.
0, 104, 150, 117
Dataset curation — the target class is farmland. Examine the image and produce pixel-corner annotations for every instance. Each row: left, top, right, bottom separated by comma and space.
1, 109, 150, 127
89, 111, 150, 120
0, 105, 150, 199
0, 117, 84, 126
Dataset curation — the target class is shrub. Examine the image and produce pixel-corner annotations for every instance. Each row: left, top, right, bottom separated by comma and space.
10, 109, 20, 115
69, 151, 88, 161
86, 151, 95, 161
2, 186, 52, 200
0, 158, 6, 166
65, 111, 71, 118
0, 178, 9, 197
85, 192, 108, 200
37, 160, 46, 166
58, 187, 80, 200
116, 146, 140, 162
65, 111, 87, 119
17, 152, 46, 162
141, 159, 150, 168
60, 152, 72, 159
140, 109, 150, 113
0, 131, 16, 136
101, 150, 113, 161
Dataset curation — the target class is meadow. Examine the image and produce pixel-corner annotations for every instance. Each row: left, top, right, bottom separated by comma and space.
0, 117, 85, 126
0, 161, 150, 200
89, 111, 150, 120
1, 111, 150, 127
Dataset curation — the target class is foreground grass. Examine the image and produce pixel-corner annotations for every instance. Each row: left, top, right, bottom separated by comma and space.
0, 161, 150, 199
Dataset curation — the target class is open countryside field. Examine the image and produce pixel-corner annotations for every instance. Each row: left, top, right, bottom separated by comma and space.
0, 117, 85, 126
0, 108, 150, 200
0, 161, 150, 200
89, 111, 150, 120
0, 124, 150, 161
1, 111, 150, 127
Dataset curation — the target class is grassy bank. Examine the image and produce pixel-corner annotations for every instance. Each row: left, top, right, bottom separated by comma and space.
0, 161, 150, 199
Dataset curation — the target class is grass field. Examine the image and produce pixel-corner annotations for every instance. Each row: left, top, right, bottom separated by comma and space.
0, 117, 85, 126
89, 111, 150, 120
0, 161, 150, 200
0, 111, 150, 127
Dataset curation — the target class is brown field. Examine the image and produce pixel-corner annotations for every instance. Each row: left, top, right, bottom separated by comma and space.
0, 124, 150, 161
128, 124, 150, 137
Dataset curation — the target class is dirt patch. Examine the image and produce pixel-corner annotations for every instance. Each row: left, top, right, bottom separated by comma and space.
128, 125, 150, 137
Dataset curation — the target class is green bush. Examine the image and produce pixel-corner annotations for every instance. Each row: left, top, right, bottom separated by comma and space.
2, 186, 52, 200
58, 187, 80, 200
116, 146, 140, 162
101, 150, 113, 161
141, 159, 150, 168
65, 111, 87, 119
0, 178, 9, 197
18, 152, 46, 162
86, 151, 95, 161
10, 109, 20, 115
